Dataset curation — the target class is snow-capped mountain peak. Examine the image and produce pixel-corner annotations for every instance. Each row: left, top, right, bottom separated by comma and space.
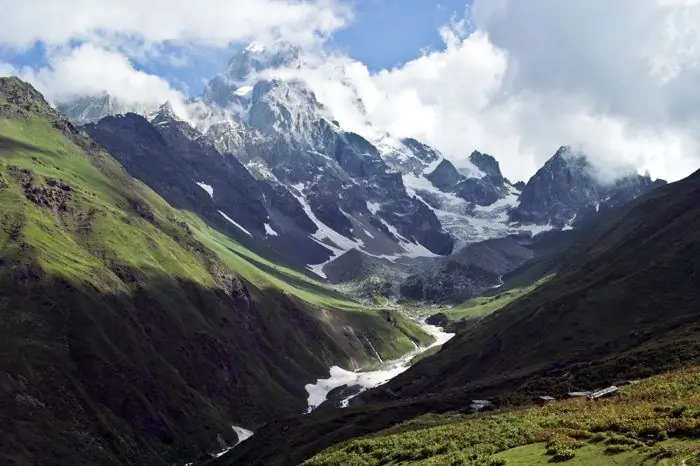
57, 92, 157, 125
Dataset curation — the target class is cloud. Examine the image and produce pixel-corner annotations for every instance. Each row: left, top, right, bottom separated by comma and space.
0, 0, 350, 51
3, 0, 700, 183
271, 1, 700, 182
9, 44, 188, 116
0, 0, 350, 119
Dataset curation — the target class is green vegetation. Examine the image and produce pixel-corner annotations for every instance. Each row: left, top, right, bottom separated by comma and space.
305, 366, 700, 465
0, 79, 434, 465
440, 275, 552, 322
0, 114, 364, 309
0, 113, 430, 354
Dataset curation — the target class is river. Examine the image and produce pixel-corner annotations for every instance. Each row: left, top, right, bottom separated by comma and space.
197, 321, 453, 462
304, 321, 455, 411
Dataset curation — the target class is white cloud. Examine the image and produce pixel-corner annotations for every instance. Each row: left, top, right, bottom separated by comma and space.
10, 44, 188, 116
0, 0, 351, 51
3, 0, 700, 183
269, 1, 700, 182
0, 0, 350, 119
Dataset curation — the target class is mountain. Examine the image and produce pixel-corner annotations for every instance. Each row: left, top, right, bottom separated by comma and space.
398, 237, 535, 303
511, 146, 667, 228
57, 91, 156, 125
0, 77, 433, 465
197, 46, 457, 265
57, 44, 666, 292
83, 105, 335, 270
382, 165, 697, 401
218, 157, 700, 466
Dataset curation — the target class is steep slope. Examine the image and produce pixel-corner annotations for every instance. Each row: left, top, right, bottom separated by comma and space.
83, 106, 333, 270
219, 163, 700, 466
0, 78, 431, 465
378, 164, 700, 400
512, 146, 667, 227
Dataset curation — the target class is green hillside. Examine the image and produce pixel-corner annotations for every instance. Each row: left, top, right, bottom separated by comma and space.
434, 275, 552, 324
0, 77, 431, 465
305, 367, 700, 465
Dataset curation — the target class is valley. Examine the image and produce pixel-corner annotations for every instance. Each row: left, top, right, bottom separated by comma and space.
0, 35, 698, 466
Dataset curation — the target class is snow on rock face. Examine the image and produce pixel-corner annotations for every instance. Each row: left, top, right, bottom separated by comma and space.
234, 85, 254, 96
218, 210, 252, 237
194, 180, 214, 198
210, 425, 255, 459
290, 187, 362, 278
402, 173, 557, 247
264, 223, 279, 236
304, 321, 455, 412
232, 425, 254, 444
366, 201, 381, 214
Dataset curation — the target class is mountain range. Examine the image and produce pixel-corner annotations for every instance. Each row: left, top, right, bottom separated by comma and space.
59, 42, 666, 294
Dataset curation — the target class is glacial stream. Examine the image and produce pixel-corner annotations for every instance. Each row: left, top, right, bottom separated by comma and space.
193, 322, 453, 462
305, 321, 455, 411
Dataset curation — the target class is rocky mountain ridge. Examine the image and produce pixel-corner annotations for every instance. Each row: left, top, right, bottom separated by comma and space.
57, 43, 667, 287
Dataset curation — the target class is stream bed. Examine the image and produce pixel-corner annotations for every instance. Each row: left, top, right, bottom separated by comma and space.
304, 322, 455, 411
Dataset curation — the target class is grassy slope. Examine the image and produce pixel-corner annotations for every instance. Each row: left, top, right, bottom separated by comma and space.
438, 275, 553, 322
0, 109, 430, 358
305, 367, 700, 465
0, 79, 432, 464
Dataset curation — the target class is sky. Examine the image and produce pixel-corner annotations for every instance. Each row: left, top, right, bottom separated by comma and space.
2, 0, 700, 183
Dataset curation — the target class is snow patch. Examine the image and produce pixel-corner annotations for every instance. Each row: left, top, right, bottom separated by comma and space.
289, 189, 363, 278
423, 156, 444, 174
246, 42, 266, 53
194, 181, 214, 198
218, 210, 252, 237
367, 201, 381, 214
519, 222, 555, 237
234, 85, 254, 96
232, 426, 254, 444
264, 223, 279, 236
211, 425, 255, 459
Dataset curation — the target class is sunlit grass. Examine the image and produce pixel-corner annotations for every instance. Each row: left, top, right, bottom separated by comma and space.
305, 366, 700, 465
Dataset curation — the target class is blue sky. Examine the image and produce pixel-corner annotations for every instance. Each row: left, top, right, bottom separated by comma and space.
330, 0, 470, 71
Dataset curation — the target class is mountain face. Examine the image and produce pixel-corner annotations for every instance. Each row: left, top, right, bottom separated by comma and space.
377, 165, 700, 404
83, 106, 335, 270
198, 47, 458, 267
511, 146, 667, 228
57, 92, 155, 125
0, 78, 431, 465
58, 44, 667, 288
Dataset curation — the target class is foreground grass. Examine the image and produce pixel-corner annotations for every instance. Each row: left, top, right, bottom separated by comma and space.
440, 275, 553, 322
305, 366, 700, 465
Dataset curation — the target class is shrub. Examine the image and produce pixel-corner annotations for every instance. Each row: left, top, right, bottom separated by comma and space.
550, 448, 576, 462
647, 445, 673, 460
604, 444, 633, 454
605, 434, 638, 446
